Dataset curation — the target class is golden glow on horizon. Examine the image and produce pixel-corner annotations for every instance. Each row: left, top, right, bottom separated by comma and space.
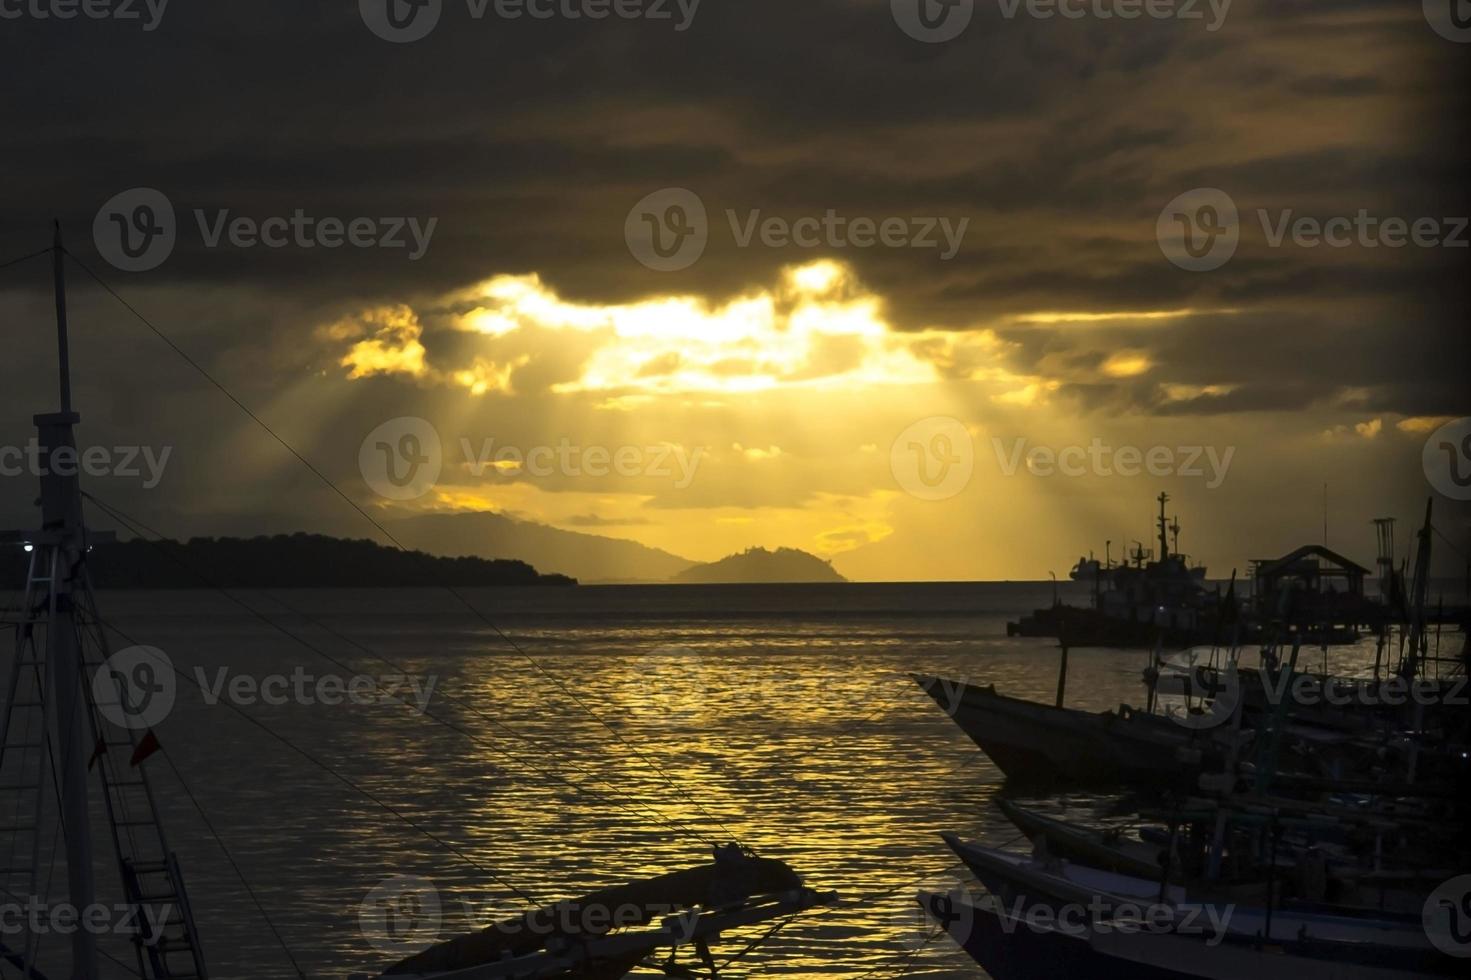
1014, 308, 1236, 325
315, 261, 1433, 581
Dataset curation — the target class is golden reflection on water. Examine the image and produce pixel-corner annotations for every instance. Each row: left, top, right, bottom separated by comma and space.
40, 587, 1400, 980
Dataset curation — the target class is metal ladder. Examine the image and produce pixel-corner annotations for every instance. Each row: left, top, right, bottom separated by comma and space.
0, 547, 208, 980
74, 577, 208, 980
0, 547, 52, 978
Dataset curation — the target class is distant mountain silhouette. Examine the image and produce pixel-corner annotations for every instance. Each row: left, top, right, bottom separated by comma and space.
20, 533, 576, 589
671, 547, 846, 584
391, 511, 696, 583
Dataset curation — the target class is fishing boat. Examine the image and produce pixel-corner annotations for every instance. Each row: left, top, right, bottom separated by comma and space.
920, 476, 1467, 979
1009, 495, 1220, 647
359, 845, 834, 980
931, 836, 1461, 977
910, 673, 1238, 787
995, 800, 1177, 881
917, 885, 1452, 980
996, 800, 1454, 914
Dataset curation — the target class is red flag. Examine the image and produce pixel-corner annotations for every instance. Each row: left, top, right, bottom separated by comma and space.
130, 730, 162, 768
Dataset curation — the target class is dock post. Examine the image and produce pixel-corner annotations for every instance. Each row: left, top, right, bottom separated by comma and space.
1055, 643, 1070, 707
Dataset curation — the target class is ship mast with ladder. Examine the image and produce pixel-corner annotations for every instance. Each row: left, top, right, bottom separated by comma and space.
0, 226, 207, 979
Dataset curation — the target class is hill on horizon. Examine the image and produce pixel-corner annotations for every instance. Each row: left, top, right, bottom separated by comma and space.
14, 533, 576, 590
671, 547, 847, 585
390, 511, 697, 583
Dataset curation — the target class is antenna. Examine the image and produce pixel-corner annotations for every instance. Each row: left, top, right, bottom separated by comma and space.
1156, 491, 1170, 560
53, 220, 72, 414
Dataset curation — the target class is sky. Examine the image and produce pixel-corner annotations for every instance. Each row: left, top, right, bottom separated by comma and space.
0, 1, 1467, 581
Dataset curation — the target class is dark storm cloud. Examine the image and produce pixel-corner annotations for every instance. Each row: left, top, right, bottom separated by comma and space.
1, 0, 1467, 543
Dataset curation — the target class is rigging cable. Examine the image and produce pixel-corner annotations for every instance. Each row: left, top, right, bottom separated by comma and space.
66, 248, 739, 845
154, 747, 311, 980
82, 491, 719, 846
72, 607, 541, 908
0, 247, 51, 275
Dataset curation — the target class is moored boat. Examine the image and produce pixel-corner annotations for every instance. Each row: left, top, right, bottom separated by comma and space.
911, 673, 1236, 787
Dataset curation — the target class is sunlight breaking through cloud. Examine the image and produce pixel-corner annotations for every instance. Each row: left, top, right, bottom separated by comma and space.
327, 260, 1029, 398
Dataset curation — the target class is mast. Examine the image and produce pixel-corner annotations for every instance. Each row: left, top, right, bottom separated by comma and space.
1156, 491, 1170, 560
1400, 499, 1433, 679
53, 221, 72, 414
1, 228, 208, 979
37, 224, 101, 978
